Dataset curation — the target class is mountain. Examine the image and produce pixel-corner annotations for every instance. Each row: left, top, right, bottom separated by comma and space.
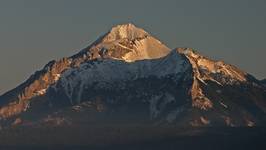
0, 23, 266, 128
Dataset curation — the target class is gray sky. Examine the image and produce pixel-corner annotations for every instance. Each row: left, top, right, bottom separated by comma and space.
0, 0, 266, 94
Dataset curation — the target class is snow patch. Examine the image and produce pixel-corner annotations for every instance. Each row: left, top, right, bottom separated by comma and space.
54, 74, 61, 81
36, 89, 47, 96
220, 101, 228, 108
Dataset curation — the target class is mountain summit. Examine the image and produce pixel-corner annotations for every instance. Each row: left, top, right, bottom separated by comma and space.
77, 23, 170, 62
102, 23, 149, 41
0, 24, 266, 127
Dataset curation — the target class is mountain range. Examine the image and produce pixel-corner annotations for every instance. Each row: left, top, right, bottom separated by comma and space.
0, 23, 266, 128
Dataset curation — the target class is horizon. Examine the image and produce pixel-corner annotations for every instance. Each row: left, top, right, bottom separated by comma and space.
1, 0, 266, 94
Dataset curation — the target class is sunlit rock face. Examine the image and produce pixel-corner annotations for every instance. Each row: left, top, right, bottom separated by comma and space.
177, 48, 266, 127
176, 47, 249, 111
0, 24, 266, 127
78, 23, 171, 62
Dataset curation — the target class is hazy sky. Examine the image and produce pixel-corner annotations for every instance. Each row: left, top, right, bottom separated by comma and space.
0, 0, 266, 94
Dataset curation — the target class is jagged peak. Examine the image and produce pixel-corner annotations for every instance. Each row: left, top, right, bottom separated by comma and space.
176, 48, 204, 59
75, 23, 170, 62
101, 23, 149, 42
176, 47, 248, 83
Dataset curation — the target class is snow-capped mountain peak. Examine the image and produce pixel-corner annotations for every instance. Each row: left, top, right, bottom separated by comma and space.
102, 23, 149, 42
78, 23, 171, 62
0, 24, 171, 119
